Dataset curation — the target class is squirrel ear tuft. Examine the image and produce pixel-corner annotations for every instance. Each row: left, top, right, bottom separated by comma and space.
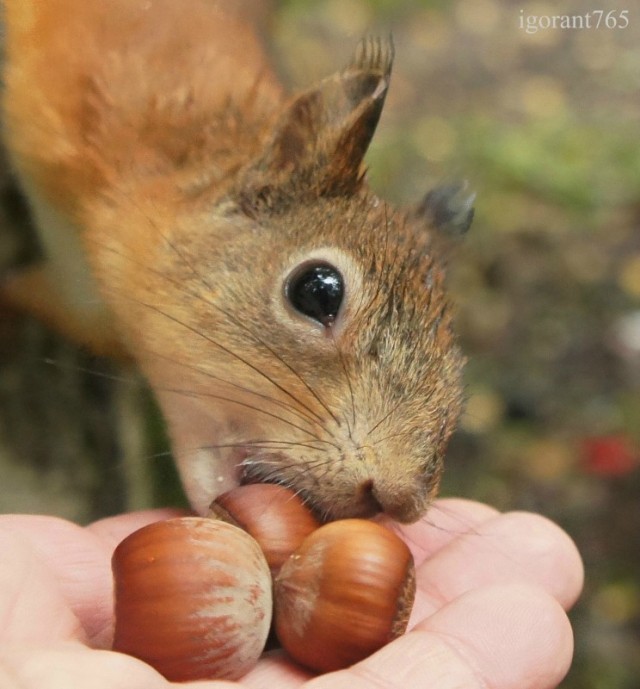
415, 182, 475, 239
240, 36, 394, 209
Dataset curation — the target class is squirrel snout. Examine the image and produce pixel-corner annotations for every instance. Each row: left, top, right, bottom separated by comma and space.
355, 478, 384, 515
352, 475, 433, 524
238, 447, 434, 523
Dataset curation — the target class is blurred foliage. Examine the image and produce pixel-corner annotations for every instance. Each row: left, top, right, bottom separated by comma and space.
461, 116, 640, 211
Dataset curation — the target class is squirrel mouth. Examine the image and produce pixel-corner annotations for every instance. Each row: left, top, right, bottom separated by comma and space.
237, 451, 385, 521
238, 451, 291, 488
237, 451, 322, 515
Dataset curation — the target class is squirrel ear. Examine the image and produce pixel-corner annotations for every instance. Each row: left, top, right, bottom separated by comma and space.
241, 36, 394, 208
415, 182, 475, 239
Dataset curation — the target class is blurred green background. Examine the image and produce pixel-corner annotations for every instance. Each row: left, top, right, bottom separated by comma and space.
0, 1, 638, 687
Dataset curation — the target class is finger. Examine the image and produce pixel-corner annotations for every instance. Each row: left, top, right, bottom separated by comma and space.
0, 642, 250, 689
1, 644, 170, 689
378, 498, 500, 565
0, 526, 84, 646
88, 508, 189, 549
0, 511, 181, 649
0, 516, 110, 644
305, 584, 573, 689
410, 511, 584, 624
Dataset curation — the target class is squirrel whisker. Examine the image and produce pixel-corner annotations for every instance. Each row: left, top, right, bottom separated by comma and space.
87, 233, 338, 434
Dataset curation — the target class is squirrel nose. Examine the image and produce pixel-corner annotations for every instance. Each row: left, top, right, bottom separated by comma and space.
357, 479, 384, 515
357, 478, 425, 523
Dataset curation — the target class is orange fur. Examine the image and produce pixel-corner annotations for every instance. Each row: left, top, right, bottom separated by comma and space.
3, 0, 282, 209
2, 0, 283, 354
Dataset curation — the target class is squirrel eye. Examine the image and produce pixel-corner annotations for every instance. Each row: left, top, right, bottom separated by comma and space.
286, 263, 344, 327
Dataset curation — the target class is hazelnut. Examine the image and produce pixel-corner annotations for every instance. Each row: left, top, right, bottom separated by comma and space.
209, 483, 321, 575
273, 518, 416, 673
112, 517, 272, 682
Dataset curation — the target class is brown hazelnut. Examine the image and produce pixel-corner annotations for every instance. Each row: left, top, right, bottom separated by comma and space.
209, 483, 321, 575
273, 518, 416, 673
112, 517, 272, 682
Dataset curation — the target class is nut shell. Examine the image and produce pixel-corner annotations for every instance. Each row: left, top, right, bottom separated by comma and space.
112, 517, 272, 682
273, 518, 416, 673
209, 483, 321, 575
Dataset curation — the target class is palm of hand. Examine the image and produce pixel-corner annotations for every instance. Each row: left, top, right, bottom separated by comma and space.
0, 499, 582, 689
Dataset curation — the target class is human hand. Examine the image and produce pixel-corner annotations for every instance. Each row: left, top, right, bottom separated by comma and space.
0, 499, 583, 689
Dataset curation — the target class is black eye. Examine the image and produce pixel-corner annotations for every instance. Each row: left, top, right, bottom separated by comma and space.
286, 263, 344, 326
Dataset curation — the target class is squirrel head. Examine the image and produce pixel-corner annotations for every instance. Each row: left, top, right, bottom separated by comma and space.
95, 37, 473, 523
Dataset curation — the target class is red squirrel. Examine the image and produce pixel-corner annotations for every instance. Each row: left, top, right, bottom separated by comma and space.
1, 0, 474, 522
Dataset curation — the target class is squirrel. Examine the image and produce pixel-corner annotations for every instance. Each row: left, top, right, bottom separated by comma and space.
0, 0, 474, 523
